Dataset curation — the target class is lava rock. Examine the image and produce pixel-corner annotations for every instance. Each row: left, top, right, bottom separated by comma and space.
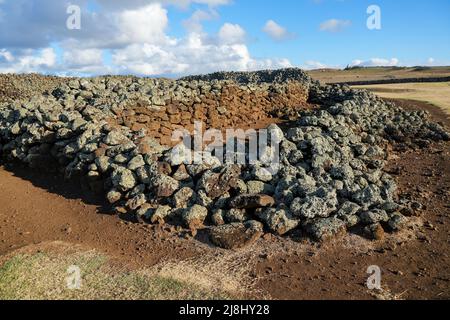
229, 194, 275, 209
208, 221, 264, 249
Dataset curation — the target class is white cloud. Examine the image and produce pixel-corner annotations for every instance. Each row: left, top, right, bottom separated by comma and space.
0, 48, 56, 74
350, 58, 399, 67
63, 48, 104, 68
112, 31, 292, 76
319, 19, 351, 32
302, 60, 329, 70
0, 1, 292, 76
95, 0, 231, 10
115, 4, 170, 45
182, 9, 218, 33
218, 23, 246, 45
263, 20, 294, 41
0, 49, 14, 63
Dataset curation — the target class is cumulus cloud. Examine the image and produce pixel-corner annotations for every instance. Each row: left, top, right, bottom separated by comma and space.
262, 20, 295, 41
350, 58, 399, 67
182, 9, 219, 33
0, 0, 291, 76
63, 48, 104, 68
0, 48, 57, 74
95, 0, 231, 10
218, 23, 246, 45
319, 19, 351, 33
113, 31, 292, 76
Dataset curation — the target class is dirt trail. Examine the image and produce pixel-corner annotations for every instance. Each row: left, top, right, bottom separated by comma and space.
0, 165, 205, 266
0, 99, 449, 300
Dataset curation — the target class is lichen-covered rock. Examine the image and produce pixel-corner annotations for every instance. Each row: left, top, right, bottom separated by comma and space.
183, 205, 208, 230
246, 180, 274, 195
290, 196, 331, 219
151, 174, 180, 198
197, 165, 240, 199
211, 209, 225, 226
150, 205, 173, 224
106, 189, 122, 204
223, 208, 250, 223
127, 155, 145, 171
306, 217, 347, 241
256, 208, 300, 235
125, 193, 147, 211
208, 221, 264, 249
173, 187, 196, 208
111, 168, 137, 192
252, 166, 273, 182
229, 194, 275, 209
359, 209, 389, 225
104, 130, 129, 146
387, 212, 408, 231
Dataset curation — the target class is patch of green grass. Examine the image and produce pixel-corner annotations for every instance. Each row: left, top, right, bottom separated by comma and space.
0, 250, 234, 300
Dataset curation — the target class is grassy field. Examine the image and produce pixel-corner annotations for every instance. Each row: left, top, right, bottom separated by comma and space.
0, 242, 240, 300
353, 82, 450, 115
308, 66, 450, 84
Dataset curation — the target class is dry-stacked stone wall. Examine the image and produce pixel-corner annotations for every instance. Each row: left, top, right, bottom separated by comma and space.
116, 81, 311, 146
0, 68, 449, 248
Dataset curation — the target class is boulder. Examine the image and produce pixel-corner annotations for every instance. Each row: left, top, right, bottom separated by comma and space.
229, 194, 275, 209
208, 221, 264, 250
183, 205, 208, 230
256, 208, 300, 235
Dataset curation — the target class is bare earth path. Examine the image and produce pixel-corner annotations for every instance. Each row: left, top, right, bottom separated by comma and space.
0, 99, 449, 300
0, 166, 204, 266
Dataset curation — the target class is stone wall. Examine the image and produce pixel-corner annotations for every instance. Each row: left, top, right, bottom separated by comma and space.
1, 69, 449, 247
116, 82, 311, 146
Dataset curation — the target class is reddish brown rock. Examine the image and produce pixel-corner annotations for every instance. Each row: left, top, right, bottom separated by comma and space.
229, 194, 275, 209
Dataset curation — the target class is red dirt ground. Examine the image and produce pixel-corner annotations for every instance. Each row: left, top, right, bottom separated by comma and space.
0, 99, 449, 300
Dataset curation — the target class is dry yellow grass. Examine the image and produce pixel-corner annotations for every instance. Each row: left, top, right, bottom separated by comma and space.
353, 82, 450, 115
308, 66, 450, 84
0, 242, 244, 300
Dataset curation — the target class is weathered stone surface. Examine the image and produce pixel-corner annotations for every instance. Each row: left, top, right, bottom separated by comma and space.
127, 155, 145, 171
173, 187, 196, 208
126, 193, 147, 210
229, 194, 275, 209
197, 165, 241, 199
111, 168, 137, 191
306, 217, 347, 241
104, 130, 128, 146
106, 189, 122, 204
150, 205, 173, 224
224, 209, 250, 223
152, 174, 180, 198
208, 221, 264, 249
387, 212, 408, 231
256, 208, 300, 235
290, 196, 331, 219
359, 209, 389, 225
1, 69, 448, 244
363, 223, 385, 240
246, 180, 274, 194
183, 205, 208, 230
211, 209, 225, 226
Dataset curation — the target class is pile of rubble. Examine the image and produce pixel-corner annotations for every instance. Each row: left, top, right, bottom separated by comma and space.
0, 69, 448, 248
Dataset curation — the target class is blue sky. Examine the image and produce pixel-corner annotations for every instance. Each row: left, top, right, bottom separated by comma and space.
0, 0, 449, 76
